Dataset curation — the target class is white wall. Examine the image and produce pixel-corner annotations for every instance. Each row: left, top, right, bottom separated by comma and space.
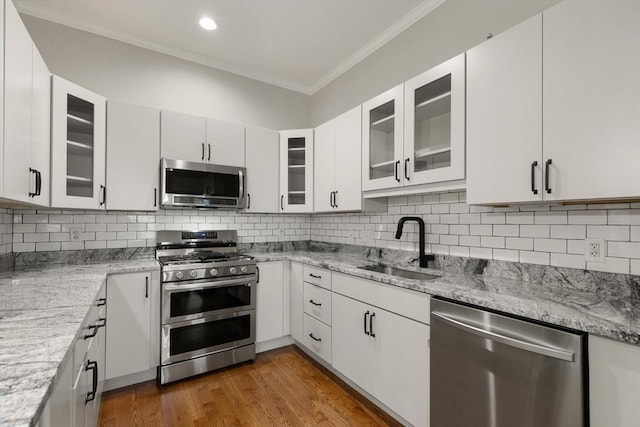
21, 15, 310, 130
309, 0, 559, 125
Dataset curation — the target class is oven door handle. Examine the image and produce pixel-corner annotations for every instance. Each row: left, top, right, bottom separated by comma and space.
163, 276, 255, 292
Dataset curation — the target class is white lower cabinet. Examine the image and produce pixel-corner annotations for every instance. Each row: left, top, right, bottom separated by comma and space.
332, 292, 429, 427
105, 271, 160, 381
290, 262, 304, 343
256, 261, 285, 344
303, 313, 332, 363
589, 335, 640, 427
39, 356, 73, 427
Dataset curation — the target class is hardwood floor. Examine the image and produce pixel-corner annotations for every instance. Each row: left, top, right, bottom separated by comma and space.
99, 346, 401, 427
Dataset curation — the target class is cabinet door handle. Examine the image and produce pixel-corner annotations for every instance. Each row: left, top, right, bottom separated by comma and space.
370, 312, 376, 338
201, 143, 205, 160
208, 143, 211, 161
28, 168, 41, 197
364, 310, 370, 335
333, 191, 338, 208
247, 193, 251, 210
85, 360, 98, 404
145, 276, 149, 298
404, 158, 410, 181
309, 333, 322, 342
394, 160, 400, 182
545, 159, 552, 194
309, 273, 321, 279
309, 299, 322, 307
256, 266, 260, 283
329, 191, 334, 208
281, 195, 284, 210
531, 161, 538, 195
99, 185, 106, 206
154, 188, 157, 207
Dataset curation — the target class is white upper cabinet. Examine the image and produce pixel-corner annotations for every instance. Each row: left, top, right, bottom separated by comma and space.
542, 0, 640, 202
160, 110, 206, 163
51, 76, 106, 209
404, 53, 465, 186
467, 0, 640, 205
106, 101, 160, 211
245, 126, 279, 213
160, 110, 245, 166
313, 118, 336, 212
206, 117, 245, 167
315, 106, 364, 212
1, 0, 50, 206
362, 84, 404, 192
466, 14, 543, 205
363, 54, 466, 195
279, 129, 313, 213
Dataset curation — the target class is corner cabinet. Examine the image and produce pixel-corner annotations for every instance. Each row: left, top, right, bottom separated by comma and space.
314, 106, 364, 212
362, 53, 466, 194
51, 76, 106, 209
245, 126, 280, 213
279, 129, 313, 212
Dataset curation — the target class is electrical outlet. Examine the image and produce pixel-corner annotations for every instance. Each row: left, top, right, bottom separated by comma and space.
69, 226, 83, 241
278, 227, 285, 237
585, 238, 605, 262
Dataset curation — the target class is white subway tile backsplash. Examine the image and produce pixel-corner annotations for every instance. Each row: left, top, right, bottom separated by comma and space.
632, 226, 640, 242
506, 212, 534, 225
493, 249, 518, 262
587, 225, 629, 241
470, 247, 492, 259
609, 210, 640, 225
535, 211, 567, 225
551, 253, 586, 270
534, 238, 566, 253
506, 237, 534, 251
481, 213, 506, 224
608, 242, 640, 259
568, 210, 607, 225
480, 236, 505, 249
520, 225, 550, 238
519, 251, 550, 265
493, 225, 519, 237
550, 225, 586, 239
631, 259, 640, 275
587, 257, 629, 274
470, 225, 492, 236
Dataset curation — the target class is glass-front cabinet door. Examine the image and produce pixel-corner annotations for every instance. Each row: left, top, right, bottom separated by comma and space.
51, 76, 106, 209
362, 84, 404, 191
404, 53, 466, 185
279, 129, 314, 212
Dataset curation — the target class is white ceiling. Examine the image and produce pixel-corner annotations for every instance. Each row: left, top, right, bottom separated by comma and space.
14, 0, 446, 95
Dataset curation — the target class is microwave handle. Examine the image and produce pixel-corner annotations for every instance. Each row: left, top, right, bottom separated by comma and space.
239, 170, 245, 198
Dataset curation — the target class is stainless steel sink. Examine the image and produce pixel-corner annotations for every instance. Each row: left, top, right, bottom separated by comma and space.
357, 264, 439, 281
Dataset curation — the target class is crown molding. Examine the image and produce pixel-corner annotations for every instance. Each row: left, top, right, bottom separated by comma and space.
15, 0, 447, 96
308, 0, 447, 94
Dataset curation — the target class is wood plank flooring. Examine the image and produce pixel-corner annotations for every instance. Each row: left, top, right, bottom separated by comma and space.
99, 346, 401, 427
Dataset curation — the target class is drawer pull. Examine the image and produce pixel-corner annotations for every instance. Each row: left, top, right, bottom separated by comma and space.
85, 360, 98, 404
83, 325, 99, 340
309, 273, 322, 279
309, 333, 322, 342
96, 298, 106, 307
309, 299, 322, 307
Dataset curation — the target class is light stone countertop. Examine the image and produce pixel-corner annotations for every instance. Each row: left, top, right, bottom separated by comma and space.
2, 248, 639, 426
249, 250, 640, 346
0, 259, 160, 427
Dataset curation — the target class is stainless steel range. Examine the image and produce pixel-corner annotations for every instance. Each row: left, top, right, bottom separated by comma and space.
156, 230, 256, 384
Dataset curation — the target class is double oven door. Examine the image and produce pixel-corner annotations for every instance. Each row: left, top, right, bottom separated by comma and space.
161, 274, 256, 366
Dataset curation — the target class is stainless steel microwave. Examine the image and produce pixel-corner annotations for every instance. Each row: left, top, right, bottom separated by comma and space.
160, 159, 246, 209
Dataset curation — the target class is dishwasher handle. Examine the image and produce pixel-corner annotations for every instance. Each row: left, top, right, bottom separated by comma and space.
431, 311, 575, 362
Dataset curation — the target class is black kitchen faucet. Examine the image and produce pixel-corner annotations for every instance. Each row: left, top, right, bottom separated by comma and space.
395, 216, 435, 268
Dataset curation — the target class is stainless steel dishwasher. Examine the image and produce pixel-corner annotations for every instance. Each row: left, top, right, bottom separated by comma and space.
430, 297, 588, 427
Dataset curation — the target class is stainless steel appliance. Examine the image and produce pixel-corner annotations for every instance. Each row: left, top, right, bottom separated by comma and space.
430, 297, 587, 427
160, 158, 246, 209
156, 230, 256, 384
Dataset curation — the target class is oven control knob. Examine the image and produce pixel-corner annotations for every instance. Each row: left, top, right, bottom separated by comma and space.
240, 266, 249, 273
175, 271, 184, 280
189, 270, 198, 279
229, 267, 238, 274
209, 268, 218, 276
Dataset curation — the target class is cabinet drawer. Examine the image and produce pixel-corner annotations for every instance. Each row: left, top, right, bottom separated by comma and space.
303, 265, 331, 289
303, 282, 332, 326
303, 314, 332, 364
74, 285, 106, 375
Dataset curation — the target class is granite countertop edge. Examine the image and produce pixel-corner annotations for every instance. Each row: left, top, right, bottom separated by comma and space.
0, 259, 160, 427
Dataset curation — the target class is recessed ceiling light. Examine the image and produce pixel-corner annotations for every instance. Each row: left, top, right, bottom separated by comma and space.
199, 16, 217, 31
